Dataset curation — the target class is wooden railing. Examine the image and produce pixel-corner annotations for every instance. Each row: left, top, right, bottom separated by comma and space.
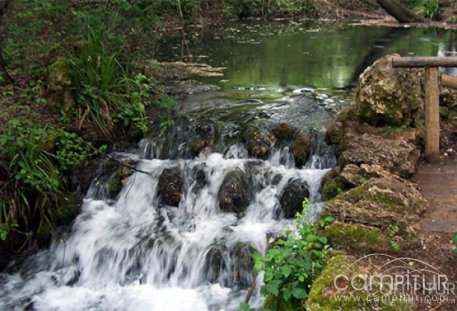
392, 56, 457, 163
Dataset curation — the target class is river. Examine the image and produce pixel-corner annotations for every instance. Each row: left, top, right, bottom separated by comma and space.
0, 22, 455, 310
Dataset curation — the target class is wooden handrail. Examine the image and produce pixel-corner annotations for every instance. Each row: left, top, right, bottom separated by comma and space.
392, 57, 457, 68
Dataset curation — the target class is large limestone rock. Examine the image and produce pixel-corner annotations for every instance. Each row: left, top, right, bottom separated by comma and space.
158, 166, 183, 206
355, 54, 424, 127
218, 169, 250, 216
322, 163, 401, 201
339, 132, 420, 177
279, 179, 310, 218
321, 177, 426, 252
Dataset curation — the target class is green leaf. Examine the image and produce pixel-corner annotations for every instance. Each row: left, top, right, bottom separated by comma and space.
292, 288, 308, 299
282, 265, 292, 277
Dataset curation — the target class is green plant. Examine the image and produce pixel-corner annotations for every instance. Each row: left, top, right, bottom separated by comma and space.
153, 94, 177, 135
251, 198, 332, 310
387, 224, 401, 252
55, 131, 102, 171
409, 0, 440, 20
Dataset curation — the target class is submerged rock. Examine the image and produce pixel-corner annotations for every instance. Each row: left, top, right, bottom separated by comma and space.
158, 166, 183, 206
292, 131, 312, 167
355, 54, 424, 127
243, 127, 275, 159
218, 169, 250, 216
279, 179, 310, 218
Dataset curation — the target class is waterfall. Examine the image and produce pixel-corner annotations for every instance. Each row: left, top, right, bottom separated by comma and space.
0, 128, 335, 311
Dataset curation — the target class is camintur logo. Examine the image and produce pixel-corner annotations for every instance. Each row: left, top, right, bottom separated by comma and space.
332, 254, 456, 306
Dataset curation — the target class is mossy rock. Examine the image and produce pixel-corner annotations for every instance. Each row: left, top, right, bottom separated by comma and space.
321, 165, 367, 201
306, 254, 415, 310
292, 131, 312, 167
47, 57, 75, 112
321, 222, 392, 253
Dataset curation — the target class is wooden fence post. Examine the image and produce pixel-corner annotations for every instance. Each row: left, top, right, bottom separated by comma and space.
424, 67, 440, 163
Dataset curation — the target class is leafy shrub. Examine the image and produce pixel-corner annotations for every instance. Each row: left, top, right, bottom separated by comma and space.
409, 0, 440, 20
0, 118, 102, 244
250, 199, 333, 310
70, 29, 153, 139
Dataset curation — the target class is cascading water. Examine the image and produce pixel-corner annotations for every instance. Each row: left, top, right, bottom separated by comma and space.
0, 93, 337, 311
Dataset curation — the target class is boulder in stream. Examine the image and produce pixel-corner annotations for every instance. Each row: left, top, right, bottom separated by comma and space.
243, 127, 275, 159
158, 166, 183, 207
279, 178, 310, 218
218, 169, 250, 216
191, 121, 218, 156
292, 131, 312, 167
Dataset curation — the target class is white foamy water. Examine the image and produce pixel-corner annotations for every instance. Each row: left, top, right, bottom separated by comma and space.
0, 135, 334, 311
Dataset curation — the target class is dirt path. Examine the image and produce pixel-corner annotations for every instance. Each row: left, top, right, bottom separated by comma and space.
414, 158, 457, 233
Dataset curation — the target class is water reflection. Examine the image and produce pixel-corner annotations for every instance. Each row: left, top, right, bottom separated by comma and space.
157, 23, 456, 94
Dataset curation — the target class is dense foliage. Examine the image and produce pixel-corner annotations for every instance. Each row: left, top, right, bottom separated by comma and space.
243, 199, 333, 310
408, 0, 440, 19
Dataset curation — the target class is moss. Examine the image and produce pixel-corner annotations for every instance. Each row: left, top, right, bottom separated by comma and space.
306, 254, 415, 310
322, 222, 392, 253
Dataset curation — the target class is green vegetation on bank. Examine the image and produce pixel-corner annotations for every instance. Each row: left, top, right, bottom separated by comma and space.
242, 199, 334, 310
0, 0, 173, 251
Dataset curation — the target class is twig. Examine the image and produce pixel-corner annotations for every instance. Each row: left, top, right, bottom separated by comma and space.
105, 154, 152, 176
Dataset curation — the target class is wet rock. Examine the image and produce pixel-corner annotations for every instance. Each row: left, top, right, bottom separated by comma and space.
47, 58, 75, 112
218, 169, 250, 216
292, 131, 312, 167
104, 159, 137, 199
279, 179, 310, 218
205, 245, 226, 283
339, 133, 419, 178
191, 121, 218, 156
243, 127, 275, 159
271, 122, 295, 140
355, 54, 424, 127
231, 243, 256, 287
158, 166, 183, 206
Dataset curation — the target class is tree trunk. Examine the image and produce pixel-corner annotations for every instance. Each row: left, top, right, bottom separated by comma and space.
375, 0, 424, 23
